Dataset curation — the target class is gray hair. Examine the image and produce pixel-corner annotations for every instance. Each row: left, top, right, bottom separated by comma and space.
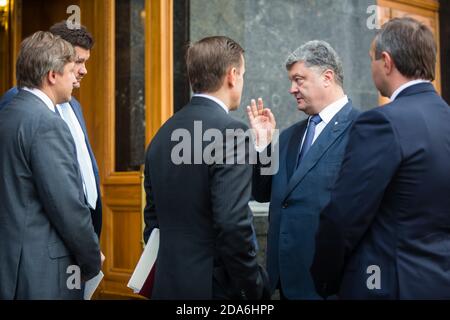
285, 40, 344, 87
16, 31, 76, 89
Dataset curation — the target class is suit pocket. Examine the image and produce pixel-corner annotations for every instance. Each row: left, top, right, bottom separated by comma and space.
48, 241, 72, 259
48, 242, 82, 299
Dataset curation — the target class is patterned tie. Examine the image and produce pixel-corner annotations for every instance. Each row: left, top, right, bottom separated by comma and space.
296, 114, 322, 169
57, 103, 98, 209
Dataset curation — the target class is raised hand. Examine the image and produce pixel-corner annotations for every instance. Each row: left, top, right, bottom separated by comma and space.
246, 98, 276, 147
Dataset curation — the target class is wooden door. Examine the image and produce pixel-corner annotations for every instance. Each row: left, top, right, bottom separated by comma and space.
79, 0, 173, 299
2, 0, 173, 299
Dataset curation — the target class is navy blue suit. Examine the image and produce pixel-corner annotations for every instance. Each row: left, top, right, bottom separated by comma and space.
0, 87, 102, 237
311, 83, 450, 299
253, 102, 359, 299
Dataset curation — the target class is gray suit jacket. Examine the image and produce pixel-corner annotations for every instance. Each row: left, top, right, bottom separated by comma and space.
0, 90, 101, 300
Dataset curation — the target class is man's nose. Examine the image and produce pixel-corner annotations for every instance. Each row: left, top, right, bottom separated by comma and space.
79, 64, 87, 75
289, 82, 298, 94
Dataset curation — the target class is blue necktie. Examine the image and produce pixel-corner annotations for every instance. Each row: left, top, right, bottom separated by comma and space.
296, 114, 322, 169
54, 107, 62, 118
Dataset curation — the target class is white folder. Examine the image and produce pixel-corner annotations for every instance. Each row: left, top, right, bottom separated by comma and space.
127, 228, 160, 293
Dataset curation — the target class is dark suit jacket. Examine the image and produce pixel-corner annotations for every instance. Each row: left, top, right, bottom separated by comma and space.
0, 90, 101, 299
311, 83, 450, 299
0, 87, 102, 237
253, 102, 359, 299
143, 96, 269, 300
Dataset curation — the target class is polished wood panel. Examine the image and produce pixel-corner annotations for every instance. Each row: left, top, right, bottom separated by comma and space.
79, 0, 173, 299
384, 0, 439, 11
146, 0, 174, 145
11, 0, 21, 87
0, 0, 12, 94
21, 0, 78, 38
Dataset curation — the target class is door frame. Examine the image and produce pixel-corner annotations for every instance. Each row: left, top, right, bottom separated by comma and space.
79, 0, 173, 298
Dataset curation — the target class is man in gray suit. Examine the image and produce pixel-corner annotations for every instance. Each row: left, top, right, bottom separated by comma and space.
0, 31, 101, 299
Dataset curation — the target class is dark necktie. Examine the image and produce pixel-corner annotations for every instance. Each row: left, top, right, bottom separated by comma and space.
296, 114, 322, 169
54, 106, 62, 117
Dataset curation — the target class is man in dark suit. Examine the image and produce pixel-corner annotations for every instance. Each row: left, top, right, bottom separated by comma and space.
248, 41, 359, 299
143, 36, 269, 300
311, 17, 450, 299
0, 31, 100, 299
0, 21, 102, 239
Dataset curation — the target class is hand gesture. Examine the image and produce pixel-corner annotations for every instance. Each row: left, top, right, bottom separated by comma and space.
246, 98, 276, 147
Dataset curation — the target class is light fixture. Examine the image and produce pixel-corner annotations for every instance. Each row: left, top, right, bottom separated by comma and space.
0, 0, 8, 31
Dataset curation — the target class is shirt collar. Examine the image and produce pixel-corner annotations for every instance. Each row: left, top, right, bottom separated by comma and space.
390, 79, 430, 101
318, 95, 349, 125
22, 87, 56, 112
193, 94, 229, 114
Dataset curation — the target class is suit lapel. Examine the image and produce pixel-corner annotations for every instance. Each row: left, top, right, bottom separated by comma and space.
284, 103, 354, 200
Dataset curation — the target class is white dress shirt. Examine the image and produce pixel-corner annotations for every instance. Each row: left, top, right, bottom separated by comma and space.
299, 95, 349, 149
390, 79, 430, 101
193, 94, 229, 114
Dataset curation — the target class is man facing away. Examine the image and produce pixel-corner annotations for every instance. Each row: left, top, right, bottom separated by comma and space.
143, 36, 270, 300
311, 17, 450, 299
248, 40, 360, 299
0, 31, 101, 300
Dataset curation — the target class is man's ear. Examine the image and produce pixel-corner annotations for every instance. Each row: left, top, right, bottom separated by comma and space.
322, 69, 334, 88
226, 66, 238, 88
382, 51, 394, 75
47, 70, 57, 85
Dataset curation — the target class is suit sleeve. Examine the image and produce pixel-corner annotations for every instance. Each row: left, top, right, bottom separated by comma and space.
143, 148, 158, 244
311, 109, 402, 298
209, 121, 269, 300
30, 117, 101, 281
252, 144, 273, 202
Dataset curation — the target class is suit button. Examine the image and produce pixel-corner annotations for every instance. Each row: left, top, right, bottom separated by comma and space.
282, 202, 288, 209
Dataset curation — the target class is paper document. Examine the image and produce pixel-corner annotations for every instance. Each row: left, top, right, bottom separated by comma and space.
84, 271, 104, 300
127, 228, 159, 297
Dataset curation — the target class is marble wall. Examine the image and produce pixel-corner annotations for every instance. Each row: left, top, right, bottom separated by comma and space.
190, 0, 379, 129
190, 1, 380, 277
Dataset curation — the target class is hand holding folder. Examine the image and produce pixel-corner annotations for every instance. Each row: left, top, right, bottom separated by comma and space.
127, 228, 159, 298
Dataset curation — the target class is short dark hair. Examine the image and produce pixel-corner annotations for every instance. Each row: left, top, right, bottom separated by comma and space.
186, 36, 244, 94
374, 17, 436, 81
49, 21, 94, 50
16, 31, 75, 88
